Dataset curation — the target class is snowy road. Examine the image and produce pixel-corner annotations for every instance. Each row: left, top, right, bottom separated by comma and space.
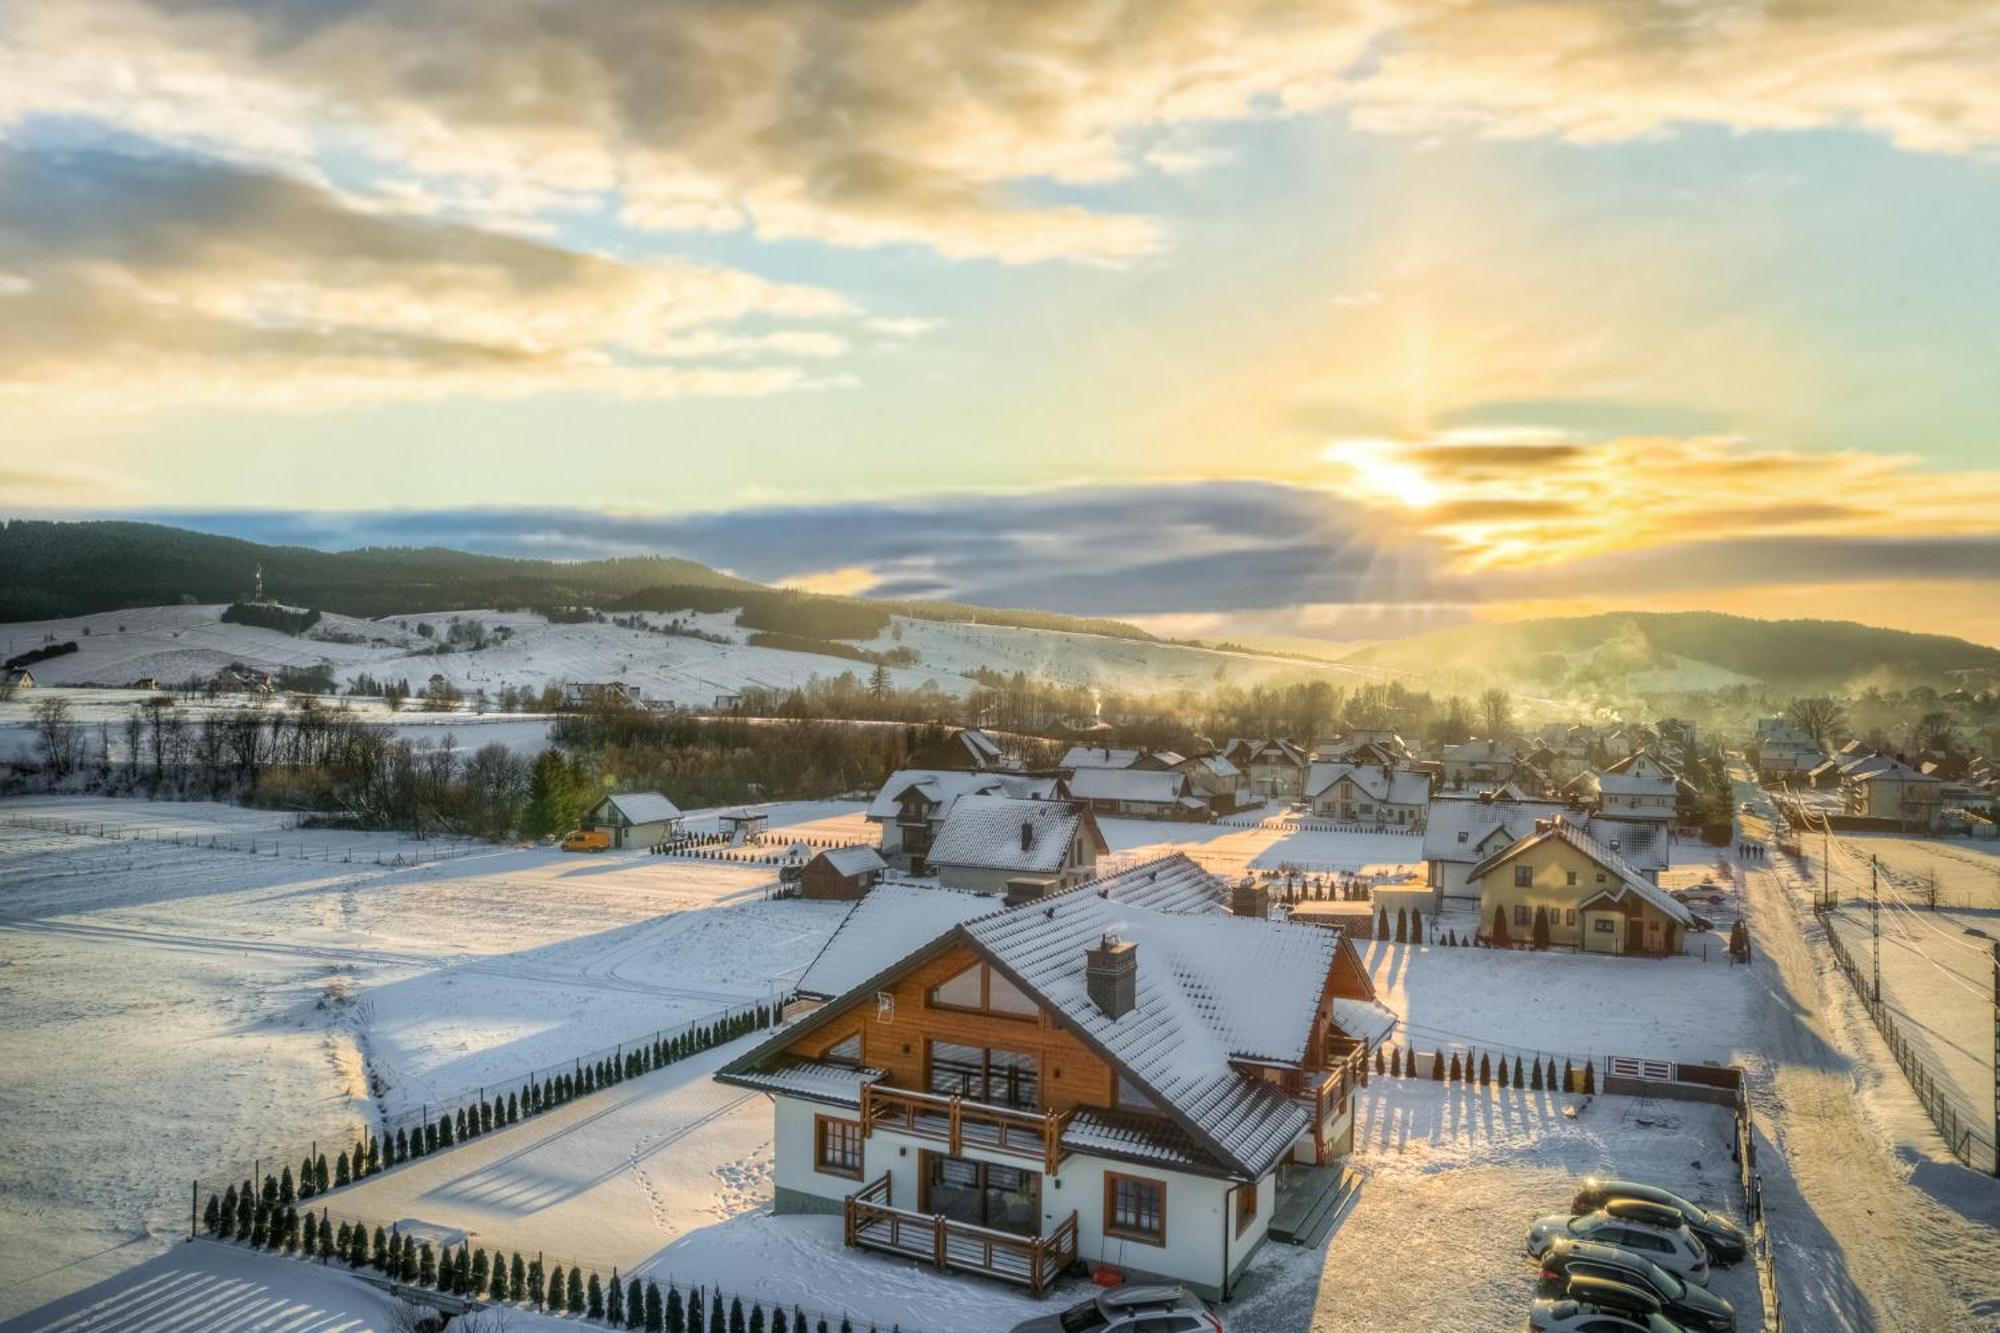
1734, 780, 2000, 1330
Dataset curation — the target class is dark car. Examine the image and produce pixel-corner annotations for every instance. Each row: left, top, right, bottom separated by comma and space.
1572, 1177, 1748, 1265
1539, 1238, 1737, 1332
1009, 1284, 1222, 1333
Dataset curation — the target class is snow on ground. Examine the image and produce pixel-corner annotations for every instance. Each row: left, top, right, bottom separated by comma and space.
0, 796, 857, 1321
0, 605, 412, 689
1098, 817, 1424, 882
1231, 1079, 1762, 1333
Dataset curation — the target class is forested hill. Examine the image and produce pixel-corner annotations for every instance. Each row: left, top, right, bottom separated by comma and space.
1339, 611, 2000, 693
0, 519, 760, 621
0, 519, 1159, 643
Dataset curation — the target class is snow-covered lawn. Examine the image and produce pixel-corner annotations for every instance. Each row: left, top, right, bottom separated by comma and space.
0, 797, 852, 1321
1231, 1079, 1763, 1333
1099, 818, 1424, 881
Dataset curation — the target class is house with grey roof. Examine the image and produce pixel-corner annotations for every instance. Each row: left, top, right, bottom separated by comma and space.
1464, 815, 1695, 956
580, 790, 682, 848
927, 794, 1107, 896
716, 856, 1392, 1297
1304, 762, 1430, 829
1066, 765, 1208, 821
865, 769, 1068, 872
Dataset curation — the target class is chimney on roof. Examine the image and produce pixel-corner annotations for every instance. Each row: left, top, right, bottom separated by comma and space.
1534, 817, 1554, 833
1086, 933, 1137, 1019
1005, 876, 1054, 908
1020, 819, 1034, 852
1231, 877, 1270, 919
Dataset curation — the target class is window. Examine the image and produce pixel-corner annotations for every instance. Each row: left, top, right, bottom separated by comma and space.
1565, 871, 1577, 886
1456, 830, 1469, 843
928, 1041, 1040, 1109
1596, 872, 1608, 884
1115, 1074, 1158, 1113
1105, 1172, 1166, 1245
1514, 904, 1531, 927
1235, 1179, 1258, 1237
1594, 918, 1616, 934
1514, 864, 1534, 887
1565, 909, 1576, 927
814, 1116, 863, 1178
927, 961, 1038, 1019
822, 1032, 861, 1067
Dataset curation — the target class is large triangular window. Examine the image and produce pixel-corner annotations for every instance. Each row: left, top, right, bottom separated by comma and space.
928, 961, 1039, 1020
822, 1032, 862, 1067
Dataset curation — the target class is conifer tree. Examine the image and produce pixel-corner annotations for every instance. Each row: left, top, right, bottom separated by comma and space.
773, 1310, 787, 1333
1562, 1058, 1575, 1092
482, 1100, 495, 1133
512, 1252, 528, 1302
609, 1271, 624, 1325
439, 1114, 453, 1148
1390, 1047, 1402, 1077
1447, 929, 1457, 947
569, 1267, 585, 1314
591, 1272, 606, 1319
691, 1287, 705, 1333
394, 1128, 408, 1162
731, 1296, 746, 1333
1581, 1061, 1595, 1094
1532, 905, 1550, 951
279, 1166, 295, 1205
1394, 907, 1407, 943
205, 1193, 222, 1236
335, 1153, 350, 1188
508, 1091, 520, 1123
528, 1258, 544, 1308
337, 1221, 352, 1255
711, 1291, 725, 1332
1411, 906, 1423, 942
1531, 1057, 1544, 1090
372, 1226, 388, 1270
1491, 904, 1512, 948
649, 1282, 666, 1333
1513, 1055, 1525, 1088
1478, 1053, 1491, 1085
299, 1155, 317, 1198
548, 1265, 566, 1312
1376, 904, 1389, 937
1449, 1052, 1462, 1081
473, 1249, 489, 1298
402, 1239, 419, 1283
262, 1174, 278, 1206
633, 1277, 649, 1330
456, 1108, 468, 1141
367, 1138, 381, 1174
1431, 1050, 1444, 1080
750, 1305, 764, 1333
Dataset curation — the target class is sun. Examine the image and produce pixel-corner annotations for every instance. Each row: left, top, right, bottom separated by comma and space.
1322, 438, 1441, 510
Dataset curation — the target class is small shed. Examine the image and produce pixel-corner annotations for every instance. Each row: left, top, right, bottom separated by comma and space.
802, 845, 889, 901
719, 809, 769, 846
583, 790, 683, 848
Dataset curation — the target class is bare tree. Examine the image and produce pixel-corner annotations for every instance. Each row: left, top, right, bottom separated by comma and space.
1477, 687, 1514, 738
31, 696, 83, 779
1785, 695, 1845, 748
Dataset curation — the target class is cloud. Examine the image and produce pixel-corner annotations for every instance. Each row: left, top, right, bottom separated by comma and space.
0, 144, 878, 407
5, 1, 1993, 268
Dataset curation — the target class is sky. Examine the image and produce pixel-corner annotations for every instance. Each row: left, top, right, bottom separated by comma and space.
3, 1, 1999, 645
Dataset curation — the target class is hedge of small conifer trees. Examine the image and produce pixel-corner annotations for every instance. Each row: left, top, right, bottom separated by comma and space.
1372, 1043, 1596, 1094
202, 1199, 898, 1333
201, 1004, 774, 1230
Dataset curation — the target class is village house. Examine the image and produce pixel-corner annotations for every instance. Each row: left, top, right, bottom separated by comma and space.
801, 845, 890, 901
1315, 731, 1413, 769
1058, 745, 1141, 772
1440, 738, 1517, 789
1223, 738, 1311, 801
1184, 753, 1248, 812
562, 680, 642, 708
1753, 717, 1825, 781
866, 770, 1067, 873
954, 728, 1009, 770
715, 857, 1394, 1299
2, 668, 33, 690
1842, 758, 1944, 830
1067, 766, 1209, 821
579, 790, 682, 848
1303, 762, 1430, 830
926, 795, 1106, 896
1466, 816, 1695, 956
1581, 768, 1680, 829
1421, 794, 1574, 902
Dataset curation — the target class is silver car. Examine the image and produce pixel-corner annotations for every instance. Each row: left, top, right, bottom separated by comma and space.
1528, 1208, 1710, 1285
1528, 1297, 1685, 1332
1008, 1284, 1222, 1333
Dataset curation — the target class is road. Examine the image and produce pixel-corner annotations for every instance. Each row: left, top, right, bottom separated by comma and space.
1733, 775, 2000, 1330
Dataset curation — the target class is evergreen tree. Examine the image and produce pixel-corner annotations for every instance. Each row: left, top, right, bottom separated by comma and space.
569, 1267, 585, 1314
1531, 1057, 1544, 1090
456, 1108, 468, 1141
438, 1114, 453, 1148
609, 1271, 624, 1325
731, 1296, 746, 1333
236, 1182, 255, 1241
711, 1291, 725, 1332
649, 1282, 666, 1333
634, 1277, 650, 1330
1390, 1046, 1402, 1077
508, 1091, 520, 1123
1562, 1058, 1575, 1092
1532, 905, 1551, 951
419, 1243, 436, 1288
262, 1174, 278, 1206
1374, 1046, 1385, 1075
482, 1099, 495, 1133
548, 1265, 566, 1313
1447, 929, 1457, 947
388, 1232, 404, 1277
773, 1311, 787, 1333
528, 1258, 544, 1308
591, 1272, 606, 1319
1582, 1061, 1596, 1094
373, 1226, 389, 1271
1478, 1053, 1491, 1085
1448, 1052, 1462, 1081
1490, 904, 1512, 948
394, 1128, 408, 1162
1431, 1050, 1444, 1080
1513, 1055, 1525, 1088
298, 1154, 316, 1198
750, 1305, 764, 1333
401, 1238, 419, 1283
522, 748, 585, 838
367, 1138, 381, 1174
205, 1193, 222, 1236
315, 1154, 330, 1191
1411, 906, 1423, 942
1376, 904, 1389, 937
281, 1206, 299, 1251
279, 1166, 295, 1205
512, 1252, 528, 1302
473, 1250, 490, 1298
1394, 907, 1407, 943
335, 1153, 350, 1188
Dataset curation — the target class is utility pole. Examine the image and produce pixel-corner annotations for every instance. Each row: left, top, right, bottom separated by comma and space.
1822, 823, 1831, 910
1992, 942, 1999, 1178
1871, 856, 1882, 1004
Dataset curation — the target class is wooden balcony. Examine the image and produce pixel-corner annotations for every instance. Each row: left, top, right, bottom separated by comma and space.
1301, 1045, 1370, 1165
860, 1083, 1071, 1176
844, 1173, 1079, 1297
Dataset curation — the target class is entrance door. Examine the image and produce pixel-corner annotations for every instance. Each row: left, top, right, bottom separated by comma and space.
921, 1153, 1041, 1236
1628, 916, 1647, 954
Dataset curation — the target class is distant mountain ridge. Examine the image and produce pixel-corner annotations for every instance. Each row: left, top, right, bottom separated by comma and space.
1338, 611, 2000, 694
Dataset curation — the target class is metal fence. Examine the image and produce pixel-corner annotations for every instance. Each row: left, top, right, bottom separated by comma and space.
1814, 902, 1996, 1171
1732, 1084, 1786, 1333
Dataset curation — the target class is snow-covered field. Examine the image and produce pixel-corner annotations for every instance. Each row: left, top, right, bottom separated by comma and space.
1099, 816, 1426, 882
1, 601, 1373, 715
0, 796, 861, 1320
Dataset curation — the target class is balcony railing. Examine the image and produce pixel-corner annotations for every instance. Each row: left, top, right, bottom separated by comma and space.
860, 1084, 1071, 1176
1300, 1045, 1370, 1165
843, 1173, 1079, 1297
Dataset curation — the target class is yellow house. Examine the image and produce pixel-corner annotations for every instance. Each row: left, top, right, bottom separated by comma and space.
1466, 817, 1693, 956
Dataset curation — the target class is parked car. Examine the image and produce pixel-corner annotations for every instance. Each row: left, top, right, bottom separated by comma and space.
1010, 1284, 1222, 1333
1538, 1239, 1736, 1331
1528, 1293, 1685, 1333
1571, 1177, 1748, 1265
1528, 1208, 1710, 1285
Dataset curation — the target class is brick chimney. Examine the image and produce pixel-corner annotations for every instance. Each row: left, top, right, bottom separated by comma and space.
1085, 933, 1137, 1019
1019, 819, 1034, 853
1230, 877, 1270, 919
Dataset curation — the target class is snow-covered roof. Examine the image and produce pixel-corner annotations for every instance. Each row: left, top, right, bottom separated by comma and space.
1595, 771, 1678, 798
1586, 818, 1668, 873
1226, 738, 1308, 768
1304, 762, 1430, 805
1060, 746, 1140, 770
1191, 754, 1241, 779
927, 794, 1089, 875
724, 1059, 885, 1107
1467, 817, 1694, 926
1422, 796, 1572, 864
815, 845, 887, 878
795, 883, 997, 999
596, 791, 682, 825
1086, 853, 1229, 915
963, 889, 1337, 1175
958, 728, 1004, 761
1853, 760, 1939, 785
1331, 997, 1399, 1047
1067, 767, 1189, 804
864, 769, 1014, 821
1443, 738, 1515, 763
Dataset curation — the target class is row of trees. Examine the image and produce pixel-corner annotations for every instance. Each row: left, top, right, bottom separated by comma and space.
1373, 1044, 1598, 1093
210, 1206, 888, 1332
